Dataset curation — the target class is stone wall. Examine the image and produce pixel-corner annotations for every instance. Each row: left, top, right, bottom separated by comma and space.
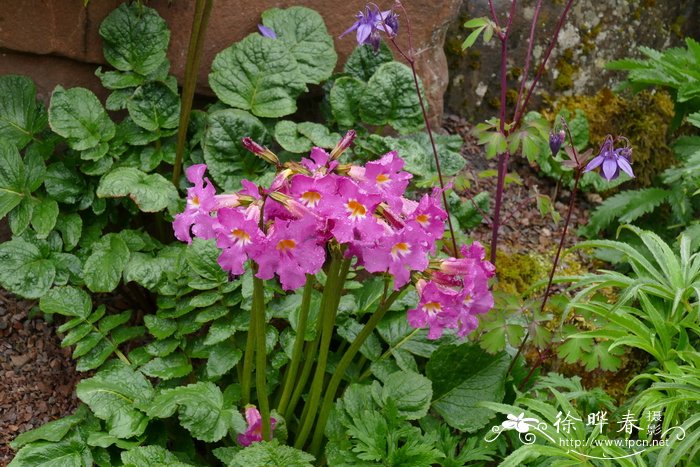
444, 0, 700, 121
0, 0, 462, 122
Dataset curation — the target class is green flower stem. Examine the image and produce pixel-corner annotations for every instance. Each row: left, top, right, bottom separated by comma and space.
284, 316, 323, 422
240, 292, 256, 406
309, 288, 403, 456
294, 255, 351, 449
276, 275, 315, 415
252, 274, 271, 440
172, 0, 213, 185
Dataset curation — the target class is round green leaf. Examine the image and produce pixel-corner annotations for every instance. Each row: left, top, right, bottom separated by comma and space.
44, 162, 86, 205
39, 286, 92, 319
330, 77, 366, 127
0, 237, 55, 298
48, 86, 115, 151
209, 34, 306, 118
344, 41, 394, 82
202, 109, 269, 190
83, 233, 130, 293
127, 82, 181, 132
274, 120, 312, 153
261, 6, 337, 85
96, 167, 178, 213
382, 370, 432, 420
31, 198, 59, 239
359, 62, 424, 134
99, 3, 170, 76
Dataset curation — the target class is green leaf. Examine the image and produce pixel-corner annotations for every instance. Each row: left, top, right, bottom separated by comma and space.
123, 252, 170, 290
359, 62, 424, 134
44, 163, 85, 204
48, 86, 115, 151
579, 188, 671, 237
95, 68, 146, 90
9, 197, 34, 235
10, 409, 87, 449
144, 315, 177, 340
227, 439, 314, 466
427, 343, 509, 432
54, 213, 82, 251
382, 371, 432, 420
121, 445, 193, 467
8, 437, 92, 467
0, 141, 26, 219
76, 360, 154, 438
30, 198, 59, 238
202, 109, 269, 190
209, 34, 306, 118
296, 122, 341, 148
140, 352, 192, 379
186, 238, 228, 283
83, 233, 130, 293
99, 3, 170, 75
0, 237, 55, 298
127, 82, 181, 131
206, 343, 242, 378
261, 6, 337, 85
97, 167, 177, 212
461, 26, 485, 50
344, 41, 393, 82
0, 75, 47, 149
274, 120, 312, 153
329, 77, 366, 127
147, 382, 244, 442
39, 286, 92, 319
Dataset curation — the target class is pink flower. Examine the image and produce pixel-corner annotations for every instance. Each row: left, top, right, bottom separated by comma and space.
173, 164, 217, 243
405, 188, 447, 242
350, 151, 411, 211
301, 147, 339, 175
361, 226, 430, 289
251, 216, 326, 290
288, 174, 341, 217
330, 178, 384, 244
407, 280, 461, 339
213, 208, 264, 276
237, 405, 277, 447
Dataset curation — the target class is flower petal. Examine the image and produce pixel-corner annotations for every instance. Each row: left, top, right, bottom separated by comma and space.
602, 158, 618, 180
583, 155, 604, 172
617, 156, 635, 178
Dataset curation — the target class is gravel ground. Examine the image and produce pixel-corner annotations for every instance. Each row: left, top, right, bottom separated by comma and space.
0, 290, 82, 466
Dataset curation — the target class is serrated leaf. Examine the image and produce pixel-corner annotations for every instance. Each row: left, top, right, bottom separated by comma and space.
147, 382, 244, 442
329, 77, 366, 127
344, 41, 393, 82
8, 437, 92, 467
261, 6, 337, 85
44, 163, 86, 204
227, 439, 314, 466
48, 86, 115, 151
580, 188, 671, 237
99, 3, 170, 76
209, 34, 306, 118
0, 75, 47, 149
97, 167, 177, 212
76, 360, 154, 438
10, 408, 87, 449
30, 198, 59, 238
127, 81, 181, 132
140, 352, 192, 379
54, 213, 82, 251
121, 445, 193, 467
202, 109, 269, 190
83, 233, 130, 293
359, 62, 424, 134
0, 237, 55, 298
144, 315, 178, 340
274, 120, 312, 153
186, 238, 228, 283
427, 343, 508, 432
382, 371, 432, 420
206, 343, 242, 378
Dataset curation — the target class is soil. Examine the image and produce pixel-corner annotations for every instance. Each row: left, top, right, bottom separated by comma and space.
0, 114, 598, 465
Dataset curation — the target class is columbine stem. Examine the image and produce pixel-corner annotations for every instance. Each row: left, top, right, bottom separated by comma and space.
276, 275, 315, 415
507, 167, 582, 378
294, 255, 351, 449
309, 288, 403, 456
252, 275, 272, 440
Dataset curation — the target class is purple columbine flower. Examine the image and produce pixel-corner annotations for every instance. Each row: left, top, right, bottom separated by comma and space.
583, 135, 634, 181
549, 129, 566, 156
340, 5, 398, 50
258, 24, 277, 39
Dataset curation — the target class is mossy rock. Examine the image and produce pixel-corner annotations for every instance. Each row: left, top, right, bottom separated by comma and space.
493, 251, 549, 295
551, 89, 676, 188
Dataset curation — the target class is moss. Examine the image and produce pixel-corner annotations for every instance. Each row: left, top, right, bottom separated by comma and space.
670, 15, 686, 38
550, 89, 676, 187
505, 89, 519, 107
580, 23, 602, 55
554, 49, 576, 91
493, 251, 549, 295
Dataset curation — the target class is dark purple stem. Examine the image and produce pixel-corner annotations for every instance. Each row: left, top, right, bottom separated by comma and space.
507, 167, 582, 377
513, 0, 543, 120
386, 2, 459, 256
513, 0, 576, 128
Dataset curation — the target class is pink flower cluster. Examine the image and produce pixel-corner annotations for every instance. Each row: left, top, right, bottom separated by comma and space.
237, 405, 277, 446
173, 135, 495, 338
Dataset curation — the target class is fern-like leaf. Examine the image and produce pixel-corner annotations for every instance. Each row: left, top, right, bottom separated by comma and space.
579, 188, 671, 237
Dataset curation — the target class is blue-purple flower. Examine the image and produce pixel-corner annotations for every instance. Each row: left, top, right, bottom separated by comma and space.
583, 136, 634, 181
258, 24, 277, 39
340, 6, 398, 50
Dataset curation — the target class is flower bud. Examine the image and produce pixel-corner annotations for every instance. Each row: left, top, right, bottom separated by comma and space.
330, 130, 356, 160
549, 129, 566, 156
242, 137, 280, 166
